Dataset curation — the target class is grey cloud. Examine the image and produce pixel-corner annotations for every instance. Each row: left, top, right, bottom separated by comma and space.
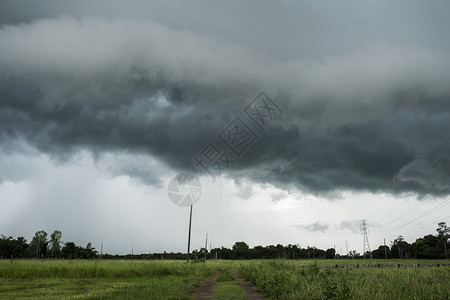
96, 152, 170, 188
338, 220, 361, 233
395, 155, 450, 195
234, 185, 254, 200
295, 222, 329, 233
0, 15, 450, 196
2, 1, 450, 59
270, 192, 286, 203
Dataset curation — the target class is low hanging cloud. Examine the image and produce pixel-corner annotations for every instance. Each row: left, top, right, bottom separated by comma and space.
338, 220, 361, 234
1, 17, 450, 196
295, 222, 329, 233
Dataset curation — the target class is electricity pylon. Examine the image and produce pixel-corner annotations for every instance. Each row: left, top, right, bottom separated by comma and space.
361, 220, 372, 258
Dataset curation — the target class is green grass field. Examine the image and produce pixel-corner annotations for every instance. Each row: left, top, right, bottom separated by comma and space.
0, 259, 448, 299
240, 260, 450, 299
0, 259, 216, 299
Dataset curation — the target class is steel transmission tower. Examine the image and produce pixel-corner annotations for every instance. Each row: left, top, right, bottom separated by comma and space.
360, 220, 372, 258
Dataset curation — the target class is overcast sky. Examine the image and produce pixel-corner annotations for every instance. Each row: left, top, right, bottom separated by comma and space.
1, 0, 449, 255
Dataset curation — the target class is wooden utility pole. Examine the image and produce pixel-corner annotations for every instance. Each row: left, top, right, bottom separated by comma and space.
205, 233, 208, 261
187, 204, 193, 263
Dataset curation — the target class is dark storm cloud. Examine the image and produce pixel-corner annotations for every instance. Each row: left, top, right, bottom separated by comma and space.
1, 3, 450, 197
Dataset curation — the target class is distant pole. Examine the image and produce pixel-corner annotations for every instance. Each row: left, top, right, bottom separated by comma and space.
384, 239, 387, 259
187, 204, 193, 263
205, 233, 208, 261
100, 242, 103, 260
345, 241, 349, 257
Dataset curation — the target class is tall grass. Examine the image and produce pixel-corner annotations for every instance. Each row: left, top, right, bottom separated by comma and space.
239, 260, 450, 299
0, 260, 218, 299
0, 259, 211, 279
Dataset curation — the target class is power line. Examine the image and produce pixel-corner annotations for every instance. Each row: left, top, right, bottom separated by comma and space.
377, 162, 450, 227
374, 199, 450, 237
402, 215, 450, 235
375, 167, 450, 236
375, 136, 450, 225
395, 199, 450, 230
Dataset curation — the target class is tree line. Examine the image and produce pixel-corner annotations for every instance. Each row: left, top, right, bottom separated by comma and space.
1, 222, 448, 260
0, 230, 97, 259
203, 222, 449, 260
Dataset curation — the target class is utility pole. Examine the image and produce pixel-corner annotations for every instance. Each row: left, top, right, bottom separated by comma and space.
100, 242, 103, 260
204, 233, 208, 261
361, 220, 372, 258
187, 204, 193, 263
345, 240, 349, 257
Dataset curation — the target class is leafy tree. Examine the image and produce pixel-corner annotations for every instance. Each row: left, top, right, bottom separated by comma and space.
17, 237, 29, 257
307, 246, 326, 259
0, 236, 29, 258
436, 222, 449, 259
391, 236, 411, 259
348, 250, 359, 259
248, 245, 265, 259
325, 248, 336, 259
372, 245, 391, 259
78, 242, 98, 259
286, 244, 300, 259
218, 246, 234, 259
275, 244, 286, 259
49, 230, 62, 258
29, 230, 48, 258
413, 234, 439, 259
61, 242, 77, 259
232, 241, 249, 259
